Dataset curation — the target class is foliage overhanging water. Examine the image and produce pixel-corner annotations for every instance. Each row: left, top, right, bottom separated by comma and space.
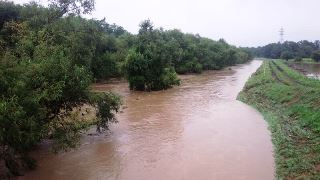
17, 60, 274, 180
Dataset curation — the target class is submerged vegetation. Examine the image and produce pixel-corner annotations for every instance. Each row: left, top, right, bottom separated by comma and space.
0, 0, 252, 177
238, 60, 320, 179
1, 0, 318, 179
0, 0, 123, 177
125, 20, 252, 90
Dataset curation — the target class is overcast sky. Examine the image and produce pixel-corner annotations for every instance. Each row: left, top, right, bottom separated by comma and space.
13, 0, 320, 47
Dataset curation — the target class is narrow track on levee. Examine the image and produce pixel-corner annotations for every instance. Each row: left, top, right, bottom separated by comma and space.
270, 61, 297, 86
268, 60, 318, 143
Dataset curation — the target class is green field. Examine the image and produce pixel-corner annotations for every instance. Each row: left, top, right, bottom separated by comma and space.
238, 60, 320, 179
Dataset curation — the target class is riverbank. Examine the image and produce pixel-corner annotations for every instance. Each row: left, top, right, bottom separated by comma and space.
238, 60, 320, 179
287, 58, 320, 64
285, 62, 320, 80
17, 60, 274, 180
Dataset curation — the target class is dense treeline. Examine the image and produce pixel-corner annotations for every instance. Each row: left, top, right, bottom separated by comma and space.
246, 40, 320, 61
0, 0, 252, 177
0, 0, 123, 177
125, 21, 252, 90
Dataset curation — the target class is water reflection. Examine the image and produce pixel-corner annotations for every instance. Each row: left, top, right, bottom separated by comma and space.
289, 63, 320, 79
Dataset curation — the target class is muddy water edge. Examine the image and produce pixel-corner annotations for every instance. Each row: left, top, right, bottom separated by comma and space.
17, 60, 275, 180
288, 62, 320, 79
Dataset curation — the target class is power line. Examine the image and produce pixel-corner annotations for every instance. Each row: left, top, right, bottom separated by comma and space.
279, 27, 284, 43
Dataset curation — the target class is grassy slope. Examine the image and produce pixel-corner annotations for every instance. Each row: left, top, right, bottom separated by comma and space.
287, 58, 320, 64
238, 60, 320, 179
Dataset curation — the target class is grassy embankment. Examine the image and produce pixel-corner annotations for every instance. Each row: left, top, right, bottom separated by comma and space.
238, 60, 320, 179
287, 58, 320, 64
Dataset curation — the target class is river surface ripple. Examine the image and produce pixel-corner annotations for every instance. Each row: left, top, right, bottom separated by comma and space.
18, 60, 275, 180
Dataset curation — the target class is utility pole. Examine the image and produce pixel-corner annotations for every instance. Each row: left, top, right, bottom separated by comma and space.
279, 27, 284, 44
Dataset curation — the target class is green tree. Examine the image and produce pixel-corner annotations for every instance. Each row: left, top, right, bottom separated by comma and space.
0, 45, 122, 175
0, 1, 254, 176
48, 0, 95, 22
125, 20, 180, 91
248, 40, 320, 59
311, 50, 320, 62
0, 1, 21, 29
0, 1, 123, 176
280, 51, 293, 61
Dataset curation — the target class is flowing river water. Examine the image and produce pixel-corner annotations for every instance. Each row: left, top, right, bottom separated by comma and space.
18, 60, 275, 180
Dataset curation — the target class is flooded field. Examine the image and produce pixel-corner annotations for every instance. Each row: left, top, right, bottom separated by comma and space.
289, 63, 320, 79
17, 60, 274, 180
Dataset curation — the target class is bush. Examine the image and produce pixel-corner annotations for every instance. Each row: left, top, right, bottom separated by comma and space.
0, 32, 122, 176
311, 50, 320, 62
176, 60, 202, 74
280, 51, 294, 60
294, 56, 302, 62
125, 21, 180, 91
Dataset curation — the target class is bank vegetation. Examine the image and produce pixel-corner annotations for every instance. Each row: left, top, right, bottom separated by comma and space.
0, 0, 252, 177
238, 60, 320, 179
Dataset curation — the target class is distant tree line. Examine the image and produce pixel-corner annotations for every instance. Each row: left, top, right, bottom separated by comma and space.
0, 1, 253, 91
0, 0, 252, 177
245, 40, 320, 61
125, 20, 253, 90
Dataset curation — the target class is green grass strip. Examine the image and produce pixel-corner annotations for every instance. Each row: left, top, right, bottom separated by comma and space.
238, 60, 320, 179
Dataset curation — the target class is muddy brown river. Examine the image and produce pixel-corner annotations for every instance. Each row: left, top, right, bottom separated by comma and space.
17, 60, 274, 180
289, 63, 320, 79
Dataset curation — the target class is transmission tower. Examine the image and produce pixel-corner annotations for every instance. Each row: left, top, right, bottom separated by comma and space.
279, 28, 284, 43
